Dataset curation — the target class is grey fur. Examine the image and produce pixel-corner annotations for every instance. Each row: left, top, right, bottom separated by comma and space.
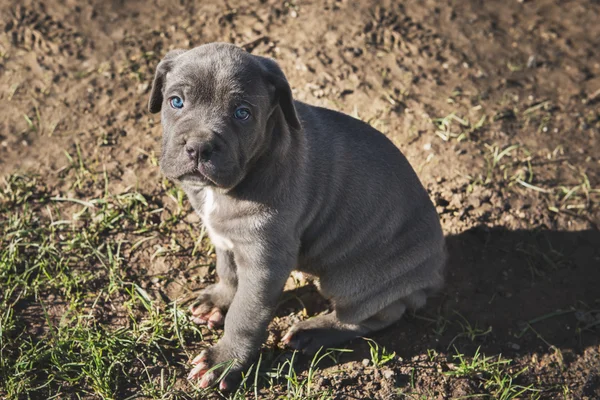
148, 43, 445, 386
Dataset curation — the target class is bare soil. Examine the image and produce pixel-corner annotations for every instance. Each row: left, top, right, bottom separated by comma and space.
1, 0, 599, 398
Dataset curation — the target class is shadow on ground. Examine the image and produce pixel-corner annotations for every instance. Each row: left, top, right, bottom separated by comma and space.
276, 226, 600, 394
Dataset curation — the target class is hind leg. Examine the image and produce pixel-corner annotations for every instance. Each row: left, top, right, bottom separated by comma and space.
282, 295, 415, 353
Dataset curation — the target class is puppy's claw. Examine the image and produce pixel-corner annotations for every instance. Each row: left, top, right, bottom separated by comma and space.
188, 362, 207, 380
192, 351, 207, 365
199, 371, 216, 388
281, 330, 294, 344
191, 306, 224, 327
188, 348, 236, 390
219, 379, 228, 391
189, 303, 208, 316
208, 309, 224, 325
282, 329, 316, 351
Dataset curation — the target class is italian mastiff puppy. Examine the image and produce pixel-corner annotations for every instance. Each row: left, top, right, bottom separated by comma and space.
148, 43, 446, 390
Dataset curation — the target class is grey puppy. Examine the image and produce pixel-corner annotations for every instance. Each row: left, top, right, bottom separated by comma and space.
148, 43, 445, 389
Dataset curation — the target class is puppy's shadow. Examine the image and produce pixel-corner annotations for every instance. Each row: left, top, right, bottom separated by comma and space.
266, 225, 600, 389
428, 225, 600, 356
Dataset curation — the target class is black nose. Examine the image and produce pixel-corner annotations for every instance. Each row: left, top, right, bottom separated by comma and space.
185, 141, 214, 162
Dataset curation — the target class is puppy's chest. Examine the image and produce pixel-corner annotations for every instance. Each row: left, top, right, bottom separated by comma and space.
200, 189, 235, 250
199, 188, 261, 251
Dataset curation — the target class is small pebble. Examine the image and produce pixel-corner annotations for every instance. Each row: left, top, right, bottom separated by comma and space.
383, 369, 395, 380
362, 358, 370, 367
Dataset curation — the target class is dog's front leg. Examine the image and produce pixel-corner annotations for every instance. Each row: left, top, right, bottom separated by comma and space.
188, 241, 295, 390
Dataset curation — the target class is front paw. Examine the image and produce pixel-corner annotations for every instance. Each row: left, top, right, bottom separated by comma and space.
187, 345, 243, 391
189, 284, 231, 328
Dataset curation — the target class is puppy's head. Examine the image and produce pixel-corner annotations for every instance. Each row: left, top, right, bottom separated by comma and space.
148, 43, 300, 190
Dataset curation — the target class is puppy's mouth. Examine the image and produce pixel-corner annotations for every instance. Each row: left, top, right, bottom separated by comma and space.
179, 165, 216, 186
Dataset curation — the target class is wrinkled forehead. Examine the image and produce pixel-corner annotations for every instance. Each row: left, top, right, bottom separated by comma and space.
165, 49, 269, 107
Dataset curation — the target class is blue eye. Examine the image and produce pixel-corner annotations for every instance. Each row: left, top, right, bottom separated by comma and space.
233, 107, 251, 121
169, 96, 184, 109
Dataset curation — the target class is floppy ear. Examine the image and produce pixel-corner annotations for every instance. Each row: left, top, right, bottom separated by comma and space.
256, 56, 301, 130
148, 49, 187, 114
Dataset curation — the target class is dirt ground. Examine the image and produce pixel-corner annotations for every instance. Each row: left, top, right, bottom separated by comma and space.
1, 0, 599, 399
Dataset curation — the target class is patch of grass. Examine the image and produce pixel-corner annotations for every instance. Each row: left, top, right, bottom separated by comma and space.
365, 338, 396, 368
229, 347, 351, 400
445, 347, 542, 400
481, 143, 534, 186
275, 349, 334, 399
61, 143, 93, 190
461, 139, 600, 223
0, 173, 201, 399
548, 171, 600, 216
447, 312, 493, 350
431, 112, 486, 142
